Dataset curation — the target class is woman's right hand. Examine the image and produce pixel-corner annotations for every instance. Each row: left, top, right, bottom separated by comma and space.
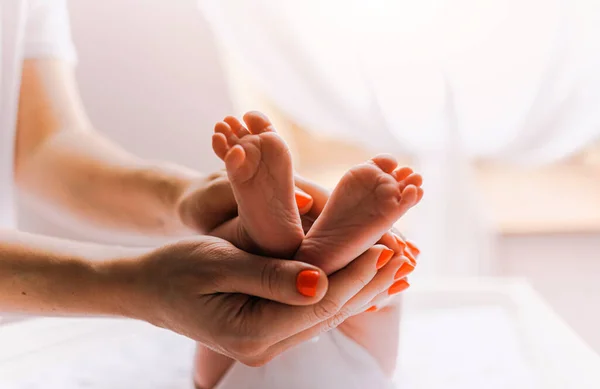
114, 236, 402, 366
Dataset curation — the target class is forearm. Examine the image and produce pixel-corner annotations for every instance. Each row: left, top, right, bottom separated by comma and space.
17, 129, 199, 237
15, 59, 201, 237
0, 228, 144, 317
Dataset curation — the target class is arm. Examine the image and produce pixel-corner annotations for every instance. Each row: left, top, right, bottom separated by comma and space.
0, 227, 401, 367
14, 59, 232, 238
0, 228, 143, 316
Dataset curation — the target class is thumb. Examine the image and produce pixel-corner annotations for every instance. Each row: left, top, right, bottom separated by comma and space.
218, 254, 328, 306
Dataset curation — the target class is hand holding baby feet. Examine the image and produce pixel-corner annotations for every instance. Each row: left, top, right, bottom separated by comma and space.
202, 112, 424, 388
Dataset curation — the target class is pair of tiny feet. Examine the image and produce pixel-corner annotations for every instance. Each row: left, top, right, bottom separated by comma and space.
211, 111, 423, 279
197, 111, 423, 389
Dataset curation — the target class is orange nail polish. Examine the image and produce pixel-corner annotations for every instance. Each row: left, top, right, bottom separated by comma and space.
406, 241, 421, 257
296, 270, 320, 297
394, 261, 415, 280
405, 249, 417, 266
295, 191, 312, 208
376, 248, 394, 270
388, 279, 410, 295
365, 306, 378, 312
394, 235, 407, 253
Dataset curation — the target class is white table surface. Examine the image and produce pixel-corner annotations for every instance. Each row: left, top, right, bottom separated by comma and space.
1, 278, 599, 389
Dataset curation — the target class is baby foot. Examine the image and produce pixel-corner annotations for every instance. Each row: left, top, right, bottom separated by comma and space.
211, 111, 304, 258
295, 155, 423, 274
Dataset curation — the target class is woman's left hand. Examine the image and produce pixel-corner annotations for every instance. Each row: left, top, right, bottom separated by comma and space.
176, 171, 316, 236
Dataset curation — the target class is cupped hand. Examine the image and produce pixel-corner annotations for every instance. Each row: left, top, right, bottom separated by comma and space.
121, 236, 402, 366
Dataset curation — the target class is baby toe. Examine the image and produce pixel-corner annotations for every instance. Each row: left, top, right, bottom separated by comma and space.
243, 111, 276, 134
212, 133, 230, 160
224, 115, 250, 138
393, 167, 414, 182
371, 154, 399, 174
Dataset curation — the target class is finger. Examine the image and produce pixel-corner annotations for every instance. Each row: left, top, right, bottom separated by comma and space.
363, 290, 403, 312
406, 240, 421, 257
390, 227, 406, 241
404, 246, 417, 265
378, 232, 405, 256
391, 232, 408, 251
224, 115, 250, 138
294, 175, 331, 219
218, 254, 328, 306
339, 255, 406, 313
294, 188, 313, 215
363, 255, 413, 312
259, 245, 388, 345
391, 233, 417, 265
263, 249, 401, 359
364, 294, 393, 312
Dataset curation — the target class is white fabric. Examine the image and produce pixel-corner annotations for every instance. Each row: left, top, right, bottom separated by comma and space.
215, 330, 392, 389
200, 0, 600, 161
0, 0, 76, 228
199, 0, 600, 275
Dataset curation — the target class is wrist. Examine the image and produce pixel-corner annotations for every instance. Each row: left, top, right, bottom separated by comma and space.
175, 170, 237, 235
131, 162, 201, 236
91, 250, 153, 320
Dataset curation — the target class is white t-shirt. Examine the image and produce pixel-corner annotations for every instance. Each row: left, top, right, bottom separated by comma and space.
0, 0, 77, 228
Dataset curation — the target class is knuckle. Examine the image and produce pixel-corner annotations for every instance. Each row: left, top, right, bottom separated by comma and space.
322, 309, 352, 333
192, 239, 235, 289
354, 271, 372, 290
242, 353, 275, 367
260, 261, 285, 298
228, 338, 266, 359
312, 296, 343, 322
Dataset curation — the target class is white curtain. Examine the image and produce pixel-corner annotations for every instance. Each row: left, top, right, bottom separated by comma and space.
198, 0, 600, 275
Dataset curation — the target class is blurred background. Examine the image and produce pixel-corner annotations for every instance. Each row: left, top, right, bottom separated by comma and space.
15, 0, 600, 360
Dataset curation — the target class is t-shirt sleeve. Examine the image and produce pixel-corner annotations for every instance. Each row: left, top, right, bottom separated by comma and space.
23, 0, 78, 63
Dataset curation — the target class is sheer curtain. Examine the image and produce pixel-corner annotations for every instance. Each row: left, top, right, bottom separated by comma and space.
199, 0, 600, 276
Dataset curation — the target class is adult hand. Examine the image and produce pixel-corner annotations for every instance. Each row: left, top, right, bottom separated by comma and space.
175, 170, 237, 234
117, 236, 401, 366
175, 171, 314, 235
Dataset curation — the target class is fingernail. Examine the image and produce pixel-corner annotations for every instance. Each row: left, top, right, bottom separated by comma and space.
405, 249, 417, 266
388, 279, 410, 295
393, 234, 407, 253
406, 240, 420, 257
376, 248, 394, 270
394, 260, 415, 280
296, 270, 320, 297
295, 191, 312, 209
365, 306, 378, 312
